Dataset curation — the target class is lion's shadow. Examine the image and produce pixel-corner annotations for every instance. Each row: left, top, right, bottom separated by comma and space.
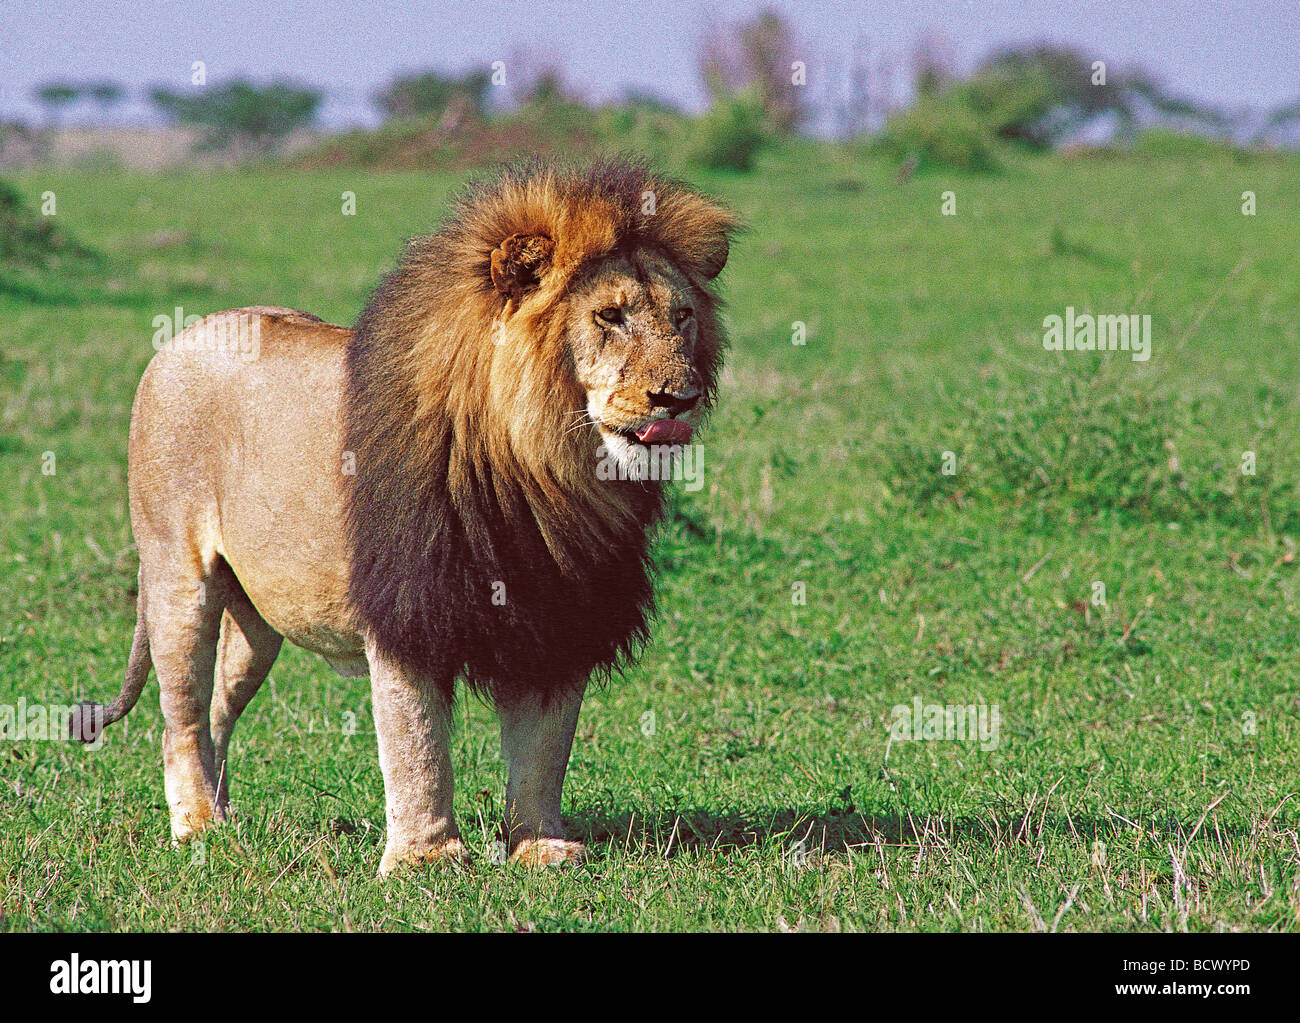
564, 806, 1257, 856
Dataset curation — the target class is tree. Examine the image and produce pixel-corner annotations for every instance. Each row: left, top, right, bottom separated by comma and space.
521, 68, 567, 107
505, 56, 581, 110
1116, 71, 1231, 138
912, 31, 955, 98
374, 69, 491, 122
150, 81, 322, 151
34, 81, 81, 125
948, 45, 1229, 148
700, 9, 807, 136
1265, 100, 1300, 128
86, 80, 124, 113
1255, 99, 1300, 146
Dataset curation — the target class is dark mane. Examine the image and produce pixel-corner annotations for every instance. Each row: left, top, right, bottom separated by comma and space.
342, 158, 735, 702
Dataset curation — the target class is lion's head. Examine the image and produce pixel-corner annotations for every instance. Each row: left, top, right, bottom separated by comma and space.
475, 160, 732, 487
344, 159, 736, 700
563, 244, 715, 476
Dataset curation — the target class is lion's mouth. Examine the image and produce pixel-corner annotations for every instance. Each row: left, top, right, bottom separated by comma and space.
619, 419, 694, 446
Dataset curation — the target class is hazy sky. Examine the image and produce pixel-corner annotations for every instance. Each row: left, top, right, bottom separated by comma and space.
2, 0, 1297, 126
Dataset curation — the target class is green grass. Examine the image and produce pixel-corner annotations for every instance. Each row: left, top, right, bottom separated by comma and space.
2, 143, 1298, 931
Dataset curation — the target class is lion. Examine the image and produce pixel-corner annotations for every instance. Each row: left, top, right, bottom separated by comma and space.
79, 159, 736, 873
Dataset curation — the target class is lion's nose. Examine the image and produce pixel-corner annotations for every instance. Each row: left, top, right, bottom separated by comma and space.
647, 386, 700, 417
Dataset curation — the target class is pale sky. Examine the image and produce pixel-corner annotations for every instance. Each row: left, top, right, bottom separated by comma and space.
2, 0, 1297, 127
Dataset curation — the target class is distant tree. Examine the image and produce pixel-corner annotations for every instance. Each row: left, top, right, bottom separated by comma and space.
1257, 98, 1300, 145
86, 80, 124, 113
955, 58, 1060, 147
836, 31, 874, 137
958, 46, 1122, 146
1121, 73, 1232, 137
507, 62, 583, 110
950, 45, 1229, 148
150, 81, 322, 150
700, 9, 807, 135
617, 90, 683, 115
523, 69, 567, 106
375, 69, 491, 122
1266, 100, 1300, 127
912, 31, 955, 98
34, 81, 81, 124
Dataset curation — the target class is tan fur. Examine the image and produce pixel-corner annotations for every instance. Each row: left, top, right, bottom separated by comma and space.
88, 160, 735, 873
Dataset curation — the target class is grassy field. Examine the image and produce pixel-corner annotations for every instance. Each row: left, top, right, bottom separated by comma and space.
2, 144, 1298, 931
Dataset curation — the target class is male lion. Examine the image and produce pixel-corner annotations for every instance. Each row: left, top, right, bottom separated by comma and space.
81, 159, 735, 873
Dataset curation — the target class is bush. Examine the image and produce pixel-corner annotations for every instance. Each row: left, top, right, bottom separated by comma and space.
598, 105, 694, 167
290, 104, 601, 172
882, 363, 1297, 531
0, 180, 94, 268
876, 95, 997, 173
957, 64, 1059, 147
699, 10, 806, 136
690, 90, 768, 171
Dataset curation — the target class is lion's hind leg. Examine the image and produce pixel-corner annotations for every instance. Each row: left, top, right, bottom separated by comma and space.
210, 575, 282, 816
142, 554, 228, 843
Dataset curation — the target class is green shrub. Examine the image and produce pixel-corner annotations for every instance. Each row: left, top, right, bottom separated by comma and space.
374, 70, 491, 121
876, 95, 997, 173
0, 180, 95, 268
599, 106, 694, 167
690, 90, 768, 172
956, 65, 1058, 147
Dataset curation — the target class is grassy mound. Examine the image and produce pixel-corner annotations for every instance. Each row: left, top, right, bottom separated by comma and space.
0, 179, 95, 270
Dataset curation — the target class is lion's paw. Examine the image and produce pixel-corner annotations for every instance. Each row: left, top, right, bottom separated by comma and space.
169, 804, 224, 844
509, 838, 588, 868
379, 837, 471, 876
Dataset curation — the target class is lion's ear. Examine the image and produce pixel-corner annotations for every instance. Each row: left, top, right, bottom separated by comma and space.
653, 194, 735, 283
697, 233, 729, 281
489, 232, 554, 300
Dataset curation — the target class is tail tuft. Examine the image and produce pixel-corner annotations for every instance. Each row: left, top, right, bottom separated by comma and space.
68, 701, 106, 745
77, 612, 152, 749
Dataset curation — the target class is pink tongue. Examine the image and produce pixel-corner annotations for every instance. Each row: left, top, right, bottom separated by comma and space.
635, 419, 694, 445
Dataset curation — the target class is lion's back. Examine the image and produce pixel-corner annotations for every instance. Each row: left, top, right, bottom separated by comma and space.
129, 308, 362, 657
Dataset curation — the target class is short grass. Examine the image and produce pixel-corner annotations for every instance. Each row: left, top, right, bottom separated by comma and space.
2, 143, 1298, 931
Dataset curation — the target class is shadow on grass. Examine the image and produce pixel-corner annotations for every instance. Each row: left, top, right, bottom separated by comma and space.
567, 806, 1266, 857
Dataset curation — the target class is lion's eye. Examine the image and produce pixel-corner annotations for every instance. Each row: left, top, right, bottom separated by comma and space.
674, 307, 694, 327
596, 306, 624, 326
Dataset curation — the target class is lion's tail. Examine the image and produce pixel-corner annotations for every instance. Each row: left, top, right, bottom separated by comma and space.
72, 611, 152, 744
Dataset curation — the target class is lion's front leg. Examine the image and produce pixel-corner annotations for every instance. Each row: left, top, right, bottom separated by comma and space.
497, 685, 587, 867
366, 638, 467, 875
